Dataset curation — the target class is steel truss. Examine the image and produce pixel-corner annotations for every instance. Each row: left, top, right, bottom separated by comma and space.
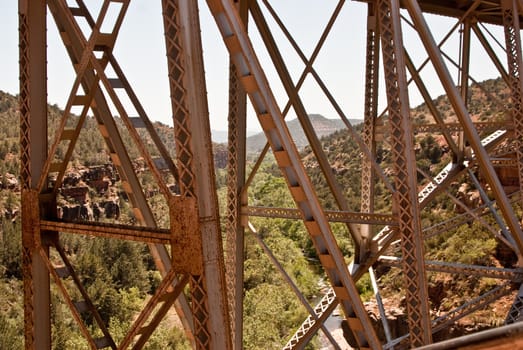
18, 0, 523, 349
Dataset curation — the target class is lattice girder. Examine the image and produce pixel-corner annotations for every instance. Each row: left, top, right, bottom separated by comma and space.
378, 0, 433, 346
224, 2, 249, 347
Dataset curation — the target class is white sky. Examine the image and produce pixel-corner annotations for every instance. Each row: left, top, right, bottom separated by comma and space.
0, 1, 507, 132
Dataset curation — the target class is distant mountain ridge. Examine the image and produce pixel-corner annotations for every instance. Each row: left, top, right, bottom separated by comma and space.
246, 114, 360, 152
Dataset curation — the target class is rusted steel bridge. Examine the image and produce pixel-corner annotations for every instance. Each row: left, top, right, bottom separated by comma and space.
18, 0, 523, 348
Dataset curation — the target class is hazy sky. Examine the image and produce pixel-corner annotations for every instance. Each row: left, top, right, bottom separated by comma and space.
0, 1, 506, 132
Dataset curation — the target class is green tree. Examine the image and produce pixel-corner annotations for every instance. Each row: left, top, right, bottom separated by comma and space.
0, 219, 21, 278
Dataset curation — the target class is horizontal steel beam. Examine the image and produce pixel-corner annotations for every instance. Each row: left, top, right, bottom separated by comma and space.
379, 256, 523, 281
412, 121, 511, 133
39, 220, 171, 244
417, 321, 523, 350
355, 0, 523, 25
243, 206, 398, 225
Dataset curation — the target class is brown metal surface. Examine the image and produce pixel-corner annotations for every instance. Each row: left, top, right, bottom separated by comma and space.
39, 220, 171, 244
378, 0, 432, 345
163, 0, 231, 347
19, 1, 51, 348
357, 0, 523, 25
225, 62, 247, 350
361, 2, 380, 258
224, 2, 249, 349
379, 257, 523, 281
243, 206, 398, 225
503, 0, 523, 214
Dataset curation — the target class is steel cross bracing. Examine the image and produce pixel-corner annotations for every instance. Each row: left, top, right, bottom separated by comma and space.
40, 0, 199, 346
285, 2, 520, 346
206, 0, 382, 348
20, 0, 228, 348
18, 0, 523, 350
286, 128, 516, 348
228, 0, 523, 349
219, 0, 523, 344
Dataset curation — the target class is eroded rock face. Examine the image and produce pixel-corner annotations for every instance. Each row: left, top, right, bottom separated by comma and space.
1, 173, 18, 190
62, 170, 82, 187
57, 164, 121, 222
213, 143, 228, 169
456, 183, 481, 213
61, 164, 117, 193
82, 164, 117, 183
102, 199, 120, 219
61, 185, 89, 204
59, 204, 93, 221
91, 199, 120, 220
89, 179, 111, 194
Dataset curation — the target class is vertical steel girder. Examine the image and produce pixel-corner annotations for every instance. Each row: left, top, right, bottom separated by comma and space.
457, 19, 473, 157
459, 20, 472, 105
224, 61, 247, 349
225, 1, 249, 348
19, 1, 52, 348
502, 0, 523, 213
163, 0, 232, 348
360, 2, 380, 257
501, 0, 523, 326
162, 0, 210, 346
378, 0, 433, 346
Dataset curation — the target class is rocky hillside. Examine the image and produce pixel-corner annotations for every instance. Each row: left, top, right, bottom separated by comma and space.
0, 90, 232, 227
301, 78, 512, 203
0, 91, 21, 222
410, 77, 509, 124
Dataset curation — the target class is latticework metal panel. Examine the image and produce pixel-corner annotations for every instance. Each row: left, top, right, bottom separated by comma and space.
378, 0, 432, 345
